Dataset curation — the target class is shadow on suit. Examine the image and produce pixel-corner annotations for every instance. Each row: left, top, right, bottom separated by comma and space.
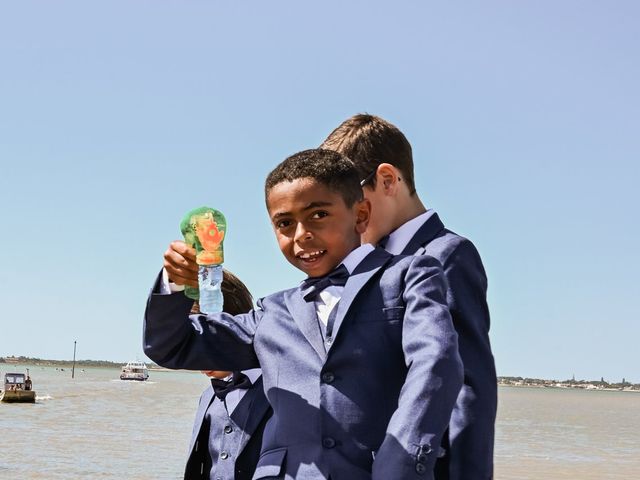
255, 388, 427, 480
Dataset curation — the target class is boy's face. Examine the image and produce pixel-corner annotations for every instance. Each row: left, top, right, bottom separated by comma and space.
267, 178, 370, 278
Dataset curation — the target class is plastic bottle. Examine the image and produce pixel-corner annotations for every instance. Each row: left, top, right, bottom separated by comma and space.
198, 264, 223, 313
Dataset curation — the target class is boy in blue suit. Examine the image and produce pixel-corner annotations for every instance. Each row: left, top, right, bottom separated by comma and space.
322, 114, 497, 480
183, 270, 272, 480
145, 149, 463, 479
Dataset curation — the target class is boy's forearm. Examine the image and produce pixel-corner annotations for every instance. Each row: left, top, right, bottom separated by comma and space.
373, 342, 463, 478
373, 339, 463, 479
143, 274, 259, 371
373, 256, 463, 478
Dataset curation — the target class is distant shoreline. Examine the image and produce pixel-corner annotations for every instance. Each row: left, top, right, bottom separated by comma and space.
0, 356, 183, 372
501, 383, 640, 393
0, 355, 150, 370
3, 356, 639, 390
499, 376, 640, 392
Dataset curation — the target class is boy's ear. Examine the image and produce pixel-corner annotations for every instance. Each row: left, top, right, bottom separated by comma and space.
354, 197, 371, 234
376, 163, 401, 195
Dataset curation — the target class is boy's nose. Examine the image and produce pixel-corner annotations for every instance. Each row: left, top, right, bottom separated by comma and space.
294, 223, 313, 242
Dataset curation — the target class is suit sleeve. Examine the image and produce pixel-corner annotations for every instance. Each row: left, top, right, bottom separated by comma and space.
441, 240, 497, 480
143, 272, 261, 371
373, 255, 463, 480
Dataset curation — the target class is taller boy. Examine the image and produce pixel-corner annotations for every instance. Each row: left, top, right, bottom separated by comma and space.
145, 149, 463, 479
322, 115, 497, 480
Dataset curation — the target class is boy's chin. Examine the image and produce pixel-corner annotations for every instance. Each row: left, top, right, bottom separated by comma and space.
293, 255, 336, 278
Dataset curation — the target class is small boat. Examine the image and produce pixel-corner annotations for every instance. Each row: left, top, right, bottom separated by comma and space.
1, 371, 36, 403
120, 361, 149, 381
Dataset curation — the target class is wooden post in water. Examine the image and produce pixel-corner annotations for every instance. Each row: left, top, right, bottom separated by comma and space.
72, 340, 77, 379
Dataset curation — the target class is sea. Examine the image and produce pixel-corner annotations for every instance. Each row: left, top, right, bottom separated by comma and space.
1, 365, 639, 479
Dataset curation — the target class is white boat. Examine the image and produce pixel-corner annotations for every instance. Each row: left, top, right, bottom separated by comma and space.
120, 361, 149, 381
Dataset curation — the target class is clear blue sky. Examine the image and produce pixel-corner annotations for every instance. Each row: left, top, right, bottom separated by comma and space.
1, 1, 638, 382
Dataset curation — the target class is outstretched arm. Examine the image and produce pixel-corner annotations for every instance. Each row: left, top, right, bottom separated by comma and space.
143, 271, 261, 371
373, 255, 463, 480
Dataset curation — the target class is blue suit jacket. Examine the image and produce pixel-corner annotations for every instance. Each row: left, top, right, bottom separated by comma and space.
185, 376, 272, 480
402, 213, 497, 480
145, 248, 463, 480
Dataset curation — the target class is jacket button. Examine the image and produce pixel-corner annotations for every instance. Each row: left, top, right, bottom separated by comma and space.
322, 437, 336, 449
321, 372, 335, 384
224, 425, 233, 434
417, 443, 432, 463
220, 451, 229, 459
415, 462, 427, 474
419, 444, 432, 454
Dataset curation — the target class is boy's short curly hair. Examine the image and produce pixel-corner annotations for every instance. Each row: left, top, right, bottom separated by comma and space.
264, 149, 363, 207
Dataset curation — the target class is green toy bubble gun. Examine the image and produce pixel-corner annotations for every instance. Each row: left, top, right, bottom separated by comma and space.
180, 207, 227, 313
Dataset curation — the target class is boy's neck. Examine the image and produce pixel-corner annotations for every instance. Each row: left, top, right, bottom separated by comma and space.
391, 192, 427, 232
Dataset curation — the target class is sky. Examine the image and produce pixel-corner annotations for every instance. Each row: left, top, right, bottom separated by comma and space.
1, 1, 638, 382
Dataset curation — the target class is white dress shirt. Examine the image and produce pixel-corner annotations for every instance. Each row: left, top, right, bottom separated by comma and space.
312, 243, 375, 326
383, 209, 435, 255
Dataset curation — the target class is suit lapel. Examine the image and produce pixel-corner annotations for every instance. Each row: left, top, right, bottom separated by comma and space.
329, 248, 393, 347
401, 212, 445, 255
285, 289, 327, 361
188, 386, 215, 456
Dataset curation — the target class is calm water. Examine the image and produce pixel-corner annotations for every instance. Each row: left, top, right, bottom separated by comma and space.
1, 366, 639, 479
495, 386, 640, 479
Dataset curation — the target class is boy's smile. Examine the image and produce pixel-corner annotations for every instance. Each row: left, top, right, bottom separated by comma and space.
267, 178, 370, 278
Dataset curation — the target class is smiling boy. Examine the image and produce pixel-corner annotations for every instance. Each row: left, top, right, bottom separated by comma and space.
145, 149, 463, 479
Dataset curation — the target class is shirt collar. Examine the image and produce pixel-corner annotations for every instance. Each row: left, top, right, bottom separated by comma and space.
384, 210, 435, 255
241, 368, 262, 384
340, 243, 375, 274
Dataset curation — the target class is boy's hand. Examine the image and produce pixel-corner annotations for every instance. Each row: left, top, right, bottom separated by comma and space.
164, 241, 198, 288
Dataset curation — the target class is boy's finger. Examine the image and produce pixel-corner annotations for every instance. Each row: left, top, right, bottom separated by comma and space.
164, 260, 198, 286
170, 241, 197, 260
164, 259, 197, 279
164, 247, 198, 273
168, 273, 199, 289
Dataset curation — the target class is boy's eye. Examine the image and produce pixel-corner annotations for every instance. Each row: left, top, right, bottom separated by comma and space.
311, 211, 328, 219
276, 219, 292, 229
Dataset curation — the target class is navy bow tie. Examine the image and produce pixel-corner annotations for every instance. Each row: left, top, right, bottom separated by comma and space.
210, 371, 252, 401
301, 264, 349, 301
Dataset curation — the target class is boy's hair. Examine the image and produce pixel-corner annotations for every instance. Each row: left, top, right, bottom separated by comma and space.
264, 148, 363, 207
320, 113, 416, 194
221, 270, 253, 315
